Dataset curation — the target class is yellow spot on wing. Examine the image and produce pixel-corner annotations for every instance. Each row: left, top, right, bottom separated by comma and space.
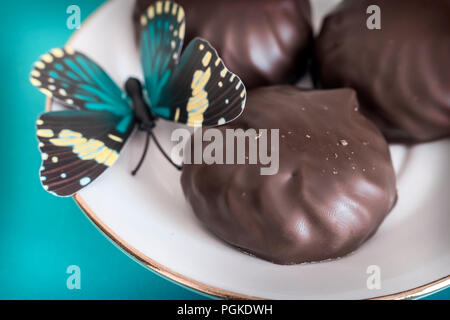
59, 129, 82, 138
177, 7, 185, 22
186, 68, 211, 126
50, 129, 119, 167
75, 140, 104, 159
189, 90, 208, 105
220, 69, 227, 78
191, 68, 211, 96
164, 1, 170, 12
36, 119, 44, 125
95, 148, 112, 164
202, 52, 212, 67
31, 70, 40, 77
156, 2, 162, 14
199, 44, 204, 50
179, 23, 185, 39
171, 3, 178, 14
51, 48, 64, 58
35, 61, 45, 69
140, 15, 147, 26
37, 129, 54, 138
174, 108, 180, 122
215, 58, 221, 67
108, 134, 123, 143
42, 54, 53, 63
40, 88, 52, 96
52, 156, 58, 163
148, 6, 155, 19
30, 78, 42, 87
104, 151, 118, 167
65, 47, 75, 55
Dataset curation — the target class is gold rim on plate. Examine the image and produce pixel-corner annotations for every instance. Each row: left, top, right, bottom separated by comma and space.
43, 0, 449, 300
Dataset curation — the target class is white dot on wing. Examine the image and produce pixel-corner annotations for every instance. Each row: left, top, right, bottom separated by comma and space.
80, 177, 91, 186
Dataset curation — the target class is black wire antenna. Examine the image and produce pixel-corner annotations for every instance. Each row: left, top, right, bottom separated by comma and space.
125, 77, 183, 175
131, 130, 182, 176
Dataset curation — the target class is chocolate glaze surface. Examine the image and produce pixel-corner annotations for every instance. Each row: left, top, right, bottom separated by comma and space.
181, 86, 397, 265
315, 0, 450, 143
133, 0, 313, 90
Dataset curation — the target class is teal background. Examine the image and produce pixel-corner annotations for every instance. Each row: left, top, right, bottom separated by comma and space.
0, 0, 447, 300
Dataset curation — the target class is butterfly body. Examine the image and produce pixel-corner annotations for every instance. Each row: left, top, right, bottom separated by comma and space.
125, 77, 157, 132
31, 1, 246, 197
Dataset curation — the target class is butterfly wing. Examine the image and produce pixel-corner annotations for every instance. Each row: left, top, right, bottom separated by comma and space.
31, 47, 136, 196
138, 1, 246, 126
158, 38, 247, 127
30, 47, 131, 117
139, 0, 185, 118
37, 110, 135, 197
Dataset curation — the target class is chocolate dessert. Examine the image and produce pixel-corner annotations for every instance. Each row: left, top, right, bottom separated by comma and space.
315, 0, 450, 143
133, 0, 313, 89
181, 86, 397, 264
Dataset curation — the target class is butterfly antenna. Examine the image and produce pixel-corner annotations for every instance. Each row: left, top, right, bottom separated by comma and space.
132, 132, 151, 176
150, 133, 183, 171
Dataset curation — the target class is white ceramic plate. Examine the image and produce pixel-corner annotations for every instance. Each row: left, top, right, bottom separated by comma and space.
47, 0, 449, 299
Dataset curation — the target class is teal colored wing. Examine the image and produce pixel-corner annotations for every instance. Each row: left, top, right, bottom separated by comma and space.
139, 0, 185, 117
138, 1, 246, 127
30, 47, 132, 118
31, 48, 136, 196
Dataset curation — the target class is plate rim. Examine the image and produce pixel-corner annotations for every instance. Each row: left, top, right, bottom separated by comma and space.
44, 0, 450, 300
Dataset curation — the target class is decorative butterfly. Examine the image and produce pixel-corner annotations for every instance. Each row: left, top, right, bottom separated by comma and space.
30, 0, 246, 197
